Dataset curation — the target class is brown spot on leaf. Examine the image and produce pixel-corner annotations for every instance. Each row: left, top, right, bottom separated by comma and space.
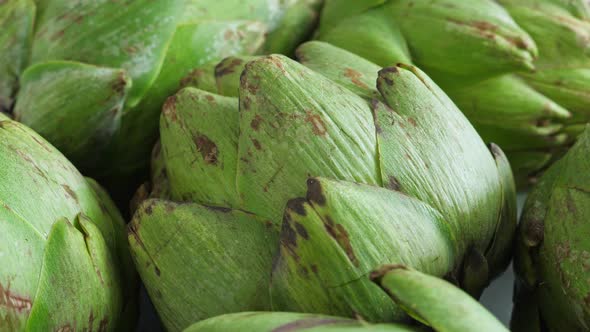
205, 94, 216, 104
162, 95, 178, 122
523, 219, 544, 247
287, 198, 307, 216
295, 222, 309, 240
280, 213, 300, 261
407, 117, 417, 127
252, 138, 262, 150
250, 114, 263, 131
344, 68, 368, 89
215, 58, 243, 78
179, 69, 206, 88
386, 176, 402, 191
305, 111, 327, 136
306, 178, 326, 205
323, 216, 359, 267
193, 134, 218, 165
61, 184, 79, 203
98, 317, 109, 332
0, 282, 32, 313
378, 67, 398, 86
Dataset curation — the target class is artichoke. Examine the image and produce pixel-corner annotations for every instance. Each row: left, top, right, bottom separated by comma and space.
0, 113, 135, 330
512, 126, 590, 331
128, 42, 516, 331
0, 0, 320, 202
184, 265, 508, 332
315, 0, 590, 186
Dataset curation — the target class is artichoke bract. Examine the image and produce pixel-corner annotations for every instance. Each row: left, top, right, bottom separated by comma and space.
0, 114, 135, 331
512, 126, 590, 331
128, 42, 516, 331
0, 0, 320, 203
184, 266, 507, 332
315, 0, 590, 186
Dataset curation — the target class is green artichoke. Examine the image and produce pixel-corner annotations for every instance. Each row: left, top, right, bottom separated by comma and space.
128, 42, 516, 331
0, 114, 136, 330
184, 265, 508, 332
315, 0, 590, 186
512, 126, 590, 331
0, 0, 320, 202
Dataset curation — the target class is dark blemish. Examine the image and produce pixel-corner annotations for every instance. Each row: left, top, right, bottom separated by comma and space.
250, 114, 263, 131
204, 205, 232, 213
61, 184, 79, 203
193, 134, 218, 165
344, 68, 368, 89
295, 222, 309, 240
215, 58, 244, 78
287, 198, 307, 216
272, 318, 349, 332
98, 317, 109, 332
0, 282, 32, 313
205, 94, 216, 104
179, 69, 205, 88
162, 95, 178, 122
306, 178, 326, 205
369, 264, 409, 282
305, 111, 327, 136
323, 217, 359, 267
378, 67, 399, 86
241, 96, 252, 110
155, 266, 161, 277
299, 265, 309, 278
310, 264, 318, 274
386, 176, 402, 191
407, 117, 417, 127
280, 214, 300, 261
268, 55, 286, 74
252, 138, 262, 150
524, 219, 544, 247
55, 324, 74, 332
125, 45, 139, 54
556, 243, 571, 260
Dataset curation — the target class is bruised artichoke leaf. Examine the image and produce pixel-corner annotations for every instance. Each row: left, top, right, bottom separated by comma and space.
160, 88, 240, 208
128, 200, 277, 332
371, 265, 508, 332
271, 177, 455, 322
296, 41, 381, 100
26, 216, 123, 331
14, 61, 130, 170
184, 312, 419, 332
0, 203, 44, 331
237, 55, 380, 222
386, 0, 537, 79
375, 64, 502, 259
31, 0, 184, 106
317, 7, 411, 67
446, 75, 571, 135
0, 0, 35, 111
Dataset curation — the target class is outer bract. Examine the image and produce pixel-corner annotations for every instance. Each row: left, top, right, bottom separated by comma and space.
0, 0, 321, 203
315, 0, 590, 186
183, 266, 507, 332
0, 115, 136, 331
128, 43, 517, 331
512, 126, 590, 331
